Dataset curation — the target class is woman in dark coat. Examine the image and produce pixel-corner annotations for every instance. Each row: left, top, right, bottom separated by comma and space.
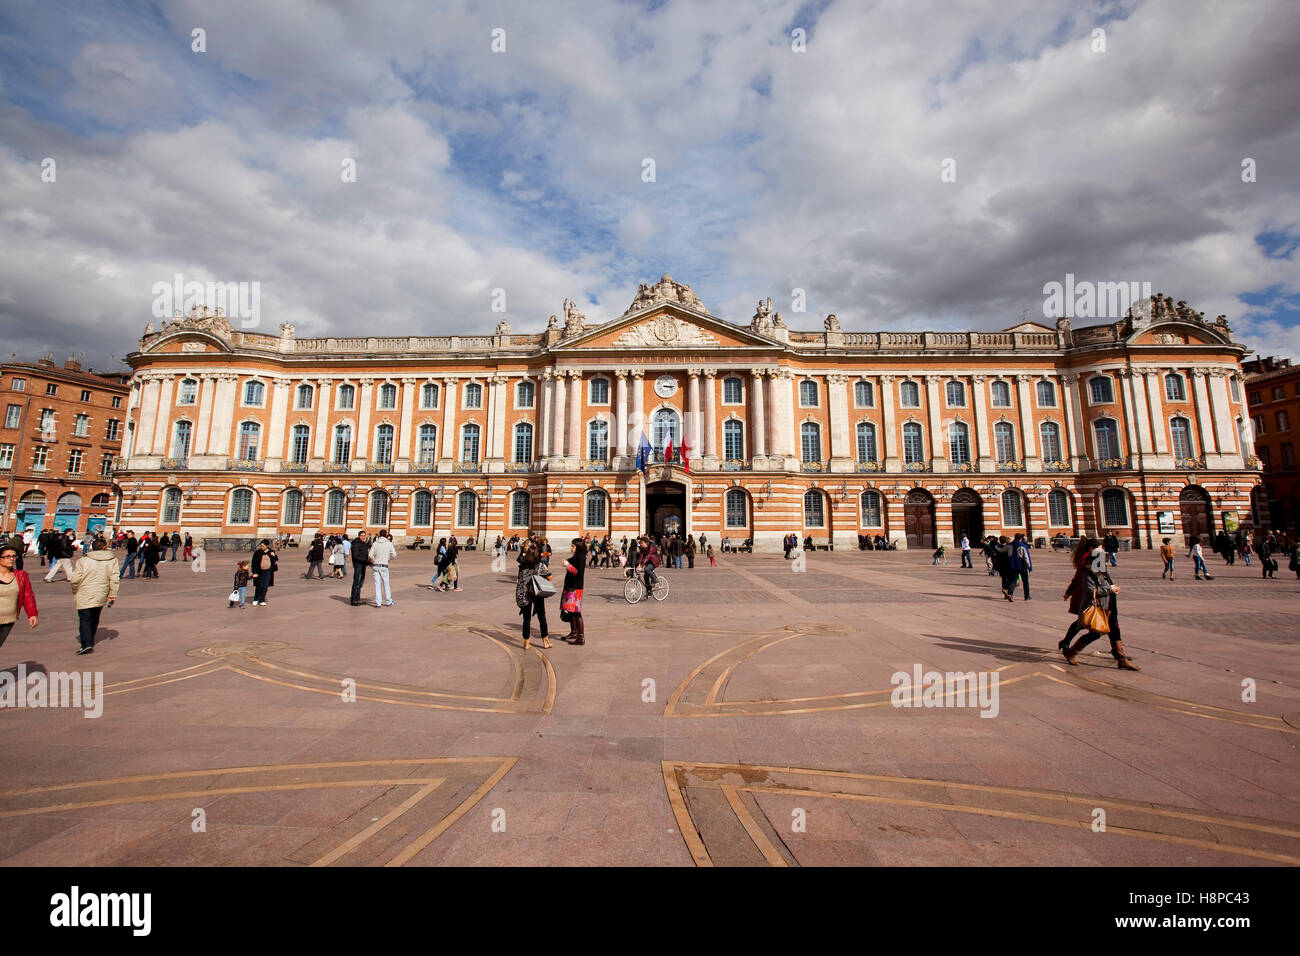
561, 539, 587, 646
1060, 537, 1139, 671
993, 536, 1015, 601
141, 533, 162, 578
516, 544, 551, 649
250, 539, 278, 606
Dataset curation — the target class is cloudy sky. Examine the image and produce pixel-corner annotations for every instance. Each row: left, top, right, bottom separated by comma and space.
1, 0, 1297, 371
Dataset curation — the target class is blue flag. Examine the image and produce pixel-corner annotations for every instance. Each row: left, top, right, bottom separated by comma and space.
635, 430, 652, 474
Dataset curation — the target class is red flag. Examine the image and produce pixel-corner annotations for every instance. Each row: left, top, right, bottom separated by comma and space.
665, 437, 674, 464
680, 433, 691, 473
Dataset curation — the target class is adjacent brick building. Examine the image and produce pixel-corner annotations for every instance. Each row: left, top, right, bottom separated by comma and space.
1, 357, 130, 537
114, 278, 1261, 551
1243, 355, 1300, 530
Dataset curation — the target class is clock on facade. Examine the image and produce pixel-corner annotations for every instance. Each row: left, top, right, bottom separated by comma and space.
653, 374, 678, 398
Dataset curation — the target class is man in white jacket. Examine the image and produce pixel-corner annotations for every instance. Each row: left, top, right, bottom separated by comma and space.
368, 530, 397, 608
69, 539, 120, 655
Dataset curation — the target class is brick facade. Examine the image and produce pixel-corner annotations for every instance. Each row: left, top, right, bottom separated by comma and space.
1243, 355, 1300, 530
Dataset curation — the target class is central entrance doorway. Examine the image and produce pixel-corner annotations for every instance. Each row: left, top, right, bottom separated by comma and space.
645, 480, 687, 537
904, 489, 936, 549
1179, 485, 1214, 545
950, 488, 984, 545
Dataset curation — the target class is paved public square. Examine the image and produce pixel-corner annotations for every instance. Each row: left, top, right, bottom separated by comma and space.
1, 546, 1297, 867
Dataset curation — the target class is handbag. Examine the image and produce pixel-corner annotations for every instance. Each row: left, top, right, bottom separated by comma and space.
530, 571, 556, 598
227, 590, 240, 603
1079, 601, 1110, 634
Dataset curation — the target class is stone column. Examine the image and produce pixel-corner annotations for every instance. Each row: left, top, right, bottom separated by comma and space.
567, 370, 582, 462
1061, 374, 1084, 469
264, 377, 290, 466
195, 375, 217, 454
702, 368, 718, 460
488, 374, 508, 464
971, 375, 992, 469
439, 377, 459, 464
769, 369, 796, 460
539, 370, 554, 459
630, 369, 645, 454
133, 376, 159, 459
880, 375, 899, 472
686, 367, 702, 460
1129, 368, 1157, 462
397, 377, 417, 465
354, 378, 374, 463
828, 373, 851, 472
1015, 374, 1039, 468
924, 375, 944, 467
1207, 369, 1237, 457
312, 379, 331, 459
208, 375, 239, 459
1117, 369, 1140, 465
1190, 367, 1218, 458
614, 370, 629, 460
550, 372, 568, 460
150, 375, 175, 455
750, 369, 767, 459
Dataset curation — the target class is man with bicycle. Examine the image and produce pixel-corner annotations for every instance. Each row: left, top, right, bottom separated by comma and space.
638, 536, 661, 596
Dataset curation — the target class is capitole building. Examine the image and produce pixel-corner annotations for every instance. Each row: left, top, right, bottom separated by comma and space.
113, 274, 1264, 552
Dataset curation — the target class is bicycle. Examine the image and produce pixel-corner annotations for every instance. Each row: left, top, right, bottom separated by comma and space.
623, 565, 669, 604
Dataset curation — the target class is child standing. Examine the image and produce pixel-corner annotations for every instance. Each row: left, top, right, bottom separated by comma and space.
230, 560, 250, 608
706, 544, 716, 567
1159, 537, 1175, 580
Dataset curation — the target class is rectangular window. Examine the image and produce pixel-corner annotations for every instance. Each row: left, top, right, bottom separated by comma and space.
38, 409, 55, 433
105, 419, 120, 441
1276, 410, 1290, 432
1258, 446, 1271, 469
74, 414, 89, 436
723, 378, 743, 404
100, 455, 113, 477
1272, 386, 1284, 400
112, 396, 122, 408
46, 383, 57, 396
724, 424, 744, 460
589, 378, 610, 404
10, 378, 25, 392
0, 444, 13, 468
1248, 391, 1261, 405
68, 449, 84, 474
725, 492, 747, 527
80, 389, 91, 402
1282, 444, 1295, 469
421, 383, 439, 409
1102, 493, 1129, 527
463, 383, 483, 409
32, 446, 48, 471
514, 427, 533, 463
4, 405, 19, 428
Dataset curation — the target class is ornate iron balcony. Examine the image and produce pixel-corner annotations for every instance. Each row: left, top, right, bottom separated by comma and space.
856, 460, 883, 473
903, 460, 932, 472
580, 459, 610, 471
371, 462, 395, 473
325, 461, 352, 473
228, 458, 264, 472
413, 460, 439, 473
951, 460, 978, 473
160, 458, 189, 470
1246, 456, 1262, 470
283, 462, 310, 472
1043, 459, 1071, 471
1175, 456, 1206, 470
454, 462, 481, 473
801, 461, 827, 473
997, 459, 1025, 472
1090, 457, 1129, 471
505, 461, 532, 473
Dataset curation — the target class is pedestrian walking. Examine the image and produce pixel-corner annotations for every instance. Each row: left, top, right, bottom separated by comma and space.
1059, 537, 1140, 671
305, 535, 327, 579
516, 544, 552, 649
0, 542, 38, 650
43, 530, 75, 582
960, 531, 972, 568
994, 536, 1016, 601
1159, 537, 1175, 579
119, 532, 139, 579
169, 530, 181, 561
1189, 535, 1213, 580
182, 532, 194, 562
1258, 534, 1278, 578
68, 539, 119, 655
229, 561, 250, 609
1103, 530, 1119, 567
1009, 533, 1032, 599
349, 531, 370, 605
686, 534, 696, 569
141, 533, 162, 578
369, 529, 396, 607
707, 543, 716, 567
560, 538, 586, 645
251, 539, 278, 605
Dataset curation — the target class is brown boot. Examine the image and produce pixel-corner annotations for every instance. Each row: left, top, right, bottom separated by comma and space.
1111, 639, 1141, 671
570, 617, 585, 646
1063, 637, 1088, 665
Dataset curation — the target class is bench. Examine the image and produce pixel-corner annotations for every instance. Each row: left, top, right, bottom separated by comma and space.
733, 538, 753, 554
406, 537, 425, 551
803, 539, 833, 552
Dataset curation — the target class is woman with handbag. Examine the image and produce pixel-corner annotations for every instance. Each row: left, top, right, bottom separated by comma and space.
1060, 537, 1140, 671
560, 539, 587, 646
516, 544, 552, 649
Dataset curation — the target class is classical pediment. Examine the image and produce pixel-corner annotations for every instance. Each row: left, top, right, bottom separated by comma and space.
1128, 321, 1232, 347
556, 303, 780, 351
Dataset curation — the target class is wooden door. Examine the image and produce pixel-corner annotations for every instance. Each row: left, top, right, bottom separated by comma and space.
904, 493, 935, 549
1179, 493, 1212, 545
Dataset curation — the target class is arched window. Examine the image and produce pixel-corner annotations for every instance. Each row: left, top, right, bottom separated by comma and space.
856, 422, 877, 463
178, 378, 198, 405
337, 384, 355, 409
723, 420, 744, 460
290, 425, 310, 465
333, 424, 352, 464
378, 383, 397, 409
899, 381, 920, 408
369, 490, 389, 526
946, 381, 965, 406
172, 420, 192, 459
861, 490, 882, 526
283, 489, 304, 525
1047, 489, 1071, 526
1001, 489, 1024, 526
990, 380, 1012, 407
461, 423, 481, 463
421, 383, 439, 409
516, 380, 535, 408
651, 408, 680, 457
162, 487, 182, 524
803, 489, 825, 527
463, 383, 483, 409
514, 422, 534, 464
1039, 422, 1062, 463
90, 493, 109, 508
725, 488, 748, 527
1093, 418, 1121, 460
237, 422, 261, 461
854, 380, 874, 407
723, 377, 743, 404
1036, 380, 1057, 407
1170, 416, 1194, 459
1101, 488, 1129, 526
800, 422, 821, 463
589, 378, 610, 404
799, 380, 819, 406
417, 424, 437, 467
584, 490, 607, 527
295, 383, 313, 409
412, 490, 432, 526
456, 490, 477, 526
325, 489, 347, 525
243, 380, 265, 406
1164, 373, 1186, 402
374, 424, 395, 464
1088, 376, 1114, 404
229, 488, 254, 524
588, 420, 609, 461
948, 422, 970, 465
994, 422, 1017, 463
509, 490, 530, 527
902, 422, 924, 463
